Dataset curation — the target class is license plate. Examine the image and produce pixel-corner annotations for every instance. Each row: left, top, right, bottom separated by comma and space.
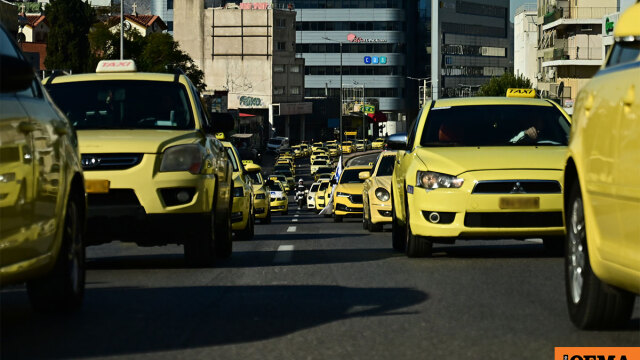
85, 179, 110, 194
499, 197, 539, 209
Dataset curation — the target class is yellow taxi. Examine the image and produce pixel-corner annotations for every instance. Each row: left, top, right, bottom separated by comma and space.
0, 28, 87, 311
311, 142, 324, 151
310, 159, 330, 175
245, 163, 271, 224
315, 180, 331, 212
300, 143, 310, 157
44, 60, 235, 266
269, 180, 289, 215
361, 151, 396, 232
326, 143, 341, 157
390, 91, 571, 257
223, 142, 255, 240
310, 150, 326, 163
269, 174, 290, 193
292, 145, 304, 159
341, 141, 355, 154
371, 138, 385, 150
562, 3, 640, 330
274, 160, 295, 177
332, 165, 372, 222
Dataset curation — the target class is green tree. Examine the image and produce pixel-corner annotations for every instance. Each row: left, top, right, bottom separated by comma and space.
477, 72, 533, 97
45, 0, 96, 73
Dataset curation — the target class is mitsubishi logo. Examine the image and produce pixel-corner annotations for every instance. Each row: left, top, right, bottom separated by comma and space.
511, 182, 526, 194
81, 155, 101, 169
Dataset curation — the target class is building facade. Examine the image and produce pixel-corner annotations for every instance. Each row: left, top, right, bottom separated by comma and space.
536, 0, 617, 112
513, 3, 537, 87
435, 0, 512, 98
174, 0, 310, 144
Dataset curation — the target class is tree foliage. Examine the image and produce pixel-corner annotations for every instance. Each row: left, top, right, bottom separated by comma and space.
477, 72, 533, 97
89, 29, 205, 91
44, 0, 96, 73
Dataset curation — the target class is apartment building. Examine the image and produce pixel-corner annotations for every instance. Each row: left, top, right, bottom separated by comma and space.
513, 3, 538, 87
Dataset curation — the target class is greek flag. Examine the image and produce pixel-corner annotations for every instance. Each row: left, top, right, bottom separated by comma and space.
319, 155, 343, 215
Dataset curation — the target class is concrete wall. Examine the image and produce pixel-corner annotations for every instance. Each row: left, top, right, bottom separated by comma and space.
174, 0, 205, 72
514, 10, 538, 86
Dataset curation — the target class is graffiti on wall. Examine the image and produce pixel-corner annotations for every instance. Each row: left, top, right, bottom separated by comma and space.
238, 96, 264, 107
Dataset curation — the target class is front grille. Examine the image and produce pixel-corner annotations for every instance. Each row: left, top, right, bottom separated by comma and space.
81, 153, 143, 171
472, 180, 561, 194
336, 203, 363, 213
349, 194, 363, 204
464, 212, 563, 228
88, 189, 140, 207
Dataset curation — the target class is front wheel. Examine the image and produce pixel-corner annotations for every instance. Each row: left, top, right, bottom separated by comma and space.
27, 195, 85, 312
237, 212, 255, 241
261, 210, 272, 224
391, 194, 406, 251
565, 180, 635, 329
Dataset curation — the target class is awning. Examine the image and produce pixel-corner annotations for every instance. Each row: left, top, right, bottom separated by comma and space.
231, 133, 254, 139
367, 111, 388, 123
239, 113, 256, 117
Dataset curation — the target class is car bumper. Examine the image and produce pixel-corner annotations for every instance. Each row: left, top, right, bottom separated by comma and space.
334, 197, 363, 215
270, 199, 288, 212
407, 170, 565, 239
253, 197, 269, 219
231, 195, 250, 230
369, 202, 392, 224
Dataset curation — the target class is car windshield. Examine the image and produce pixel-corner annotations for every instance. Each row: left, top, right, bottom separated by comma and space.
276, 170, 292, 178
375, 138, 385, 142
318, 182, 329, 191
314, 160, 328, 166
47, 80, 196, 130
376, 155, 396, 176
340, 169, 368, 184
310, 184, 319, 192
317, 167, 333, 173
274, 165, 290, 171
248, 171, 262, 184
343, 142, 352, 146
420, 105, 570, 147
225, 147, 239, 172
273, 182, 284, 192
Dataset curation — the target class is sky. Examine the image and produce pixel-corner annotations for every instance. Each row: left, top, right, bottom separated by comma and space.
510, 0, 533, 21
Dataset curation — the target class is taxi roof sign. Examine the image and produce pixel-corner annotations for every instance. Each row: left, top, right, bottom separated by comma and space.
96, 60, 137, 73
506, 88, 536, 98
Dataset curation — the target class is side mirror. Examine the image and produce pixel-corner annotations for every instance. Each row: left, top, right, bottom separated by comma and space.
386, 133, 408, 150
208, 112, 235, 134
358, 171, 370, 180
0, 55, 35, 93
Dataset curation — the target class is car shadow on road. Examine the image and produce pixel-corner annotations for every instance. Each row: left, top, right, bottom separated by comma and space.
251, 232, 368, 241
1, 284, 427, 359
432, 243, 560, 259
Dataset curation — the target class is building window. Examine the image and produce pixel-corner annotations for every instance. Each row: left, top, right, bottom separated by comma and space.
274, 64, 285, 72
167, 21, 173, 31
289, 65, 300, 73
274, 86, 285, 95
276, 42, 286, 51
290, 86, 301, 95
167, 0, 173, 9
276, 18, 286, 27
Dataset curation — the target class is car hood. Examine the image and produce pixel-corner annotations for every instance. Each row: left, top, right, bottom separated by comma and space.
336, 183, 364, 194
270, 190, 284, 198
414, 146, 566, 176
77, 130, 200, 154
371, 176, 391, 191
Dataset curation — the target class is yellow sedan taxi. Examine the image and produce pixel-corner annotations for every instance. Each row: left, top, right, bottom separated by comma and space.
371, 138, 385, 150
390, 91, 571, 257
562, 3, 640, 330
45, 60, 235, 266
245, 163, 271, 224
0, 28, 87, 311
223, 142, 255, 240
315, 180, 331, 212
341, 141, 355, 154
361, 151, 396, 232
332, 165, 372, 222
269, 180, 289, 215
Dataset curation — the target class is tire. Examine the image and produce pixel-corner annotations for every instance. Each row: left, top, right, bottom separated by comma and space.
369, 221, 383, 232
391, 193, 406, 251
261, 210, 272, 224
237, 212, 255, 241
543, 236, 564, 256
27, 194, 85, 312
565, 180, 635, 329
333, 214, 343, 223
214, 189, 233, 258
405, 203, 432, 258
184, 210, 217, 266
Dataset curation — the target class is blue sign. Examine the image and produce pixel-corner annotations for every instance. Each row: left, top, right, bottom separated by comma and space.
380, 56, 387, 64
363, 56, 388, 65
372, 56, 379, 64
364, 56, 371, 64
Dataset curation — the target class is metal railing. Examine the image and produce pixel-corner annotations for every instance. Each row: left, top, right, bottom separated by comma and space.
543, 6, 618, 24
544, 45, 602, 61
515, 3, 536, 16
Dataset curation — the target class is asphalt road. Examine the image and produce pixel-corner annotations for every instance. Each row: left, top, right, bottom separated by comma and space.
1, 154, 639, 360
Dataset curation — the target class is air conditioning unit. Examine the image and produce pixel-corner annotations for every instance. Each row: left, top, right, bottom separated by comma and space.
547, 69, 556, 79
536, 72, 543, 80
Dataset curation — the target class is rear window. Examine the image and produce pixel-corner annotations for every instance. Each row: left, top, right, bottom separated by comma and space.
339, 169, 368, 184
47, 80, 195, 130
376, 155, 396, 176
420, 105, 570, 147
319, 182, 329, 191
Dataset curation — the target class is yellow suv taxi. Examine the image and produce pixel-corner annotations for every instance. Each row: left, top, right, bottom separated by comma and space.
223, 142, 255, 240
332, 165, 372, 222
341, 141, 354, 154
269, 180, 289, 214
45, 60, 234, 267
371, 138, 385, 150
0, 27, 87, 311
245, 163, 271, 224
562, 2, 640, 330
361, 151, 396, 232
390, 94, 571, 257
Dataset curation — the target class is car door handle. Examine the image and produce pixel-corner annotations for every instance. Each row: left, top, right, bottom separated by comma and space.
584, 93, 594, 111
18, 121, 36, 134
623, 85, 635, 107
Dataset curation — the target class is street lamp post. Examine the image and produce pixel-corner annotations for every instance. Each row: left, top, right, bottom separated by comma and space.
120, 0, 123, 60
324, 37, 343, 143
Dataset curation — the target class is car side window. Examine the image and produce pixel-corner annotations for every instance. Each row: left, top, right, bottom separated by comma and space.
16, 78, 43, 99
606, 42, 640, 68
406, 107, 424, 151
0, 28, 20, 57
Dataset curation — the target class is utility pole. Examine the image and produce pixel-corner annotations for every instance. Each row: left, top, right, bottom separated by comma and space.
120, 0, 124, 60
362, 84, 366, 140
431, 0, 439, 100
339, 42, 343, 143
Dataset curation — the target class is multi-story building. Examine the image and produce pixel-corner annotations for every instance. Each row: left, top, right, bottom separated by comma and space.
174, 0, 310, 144
536, 0, 617, 112
435, 0, 512, 98
151, 0, 174, 32
513, 3, 537, 87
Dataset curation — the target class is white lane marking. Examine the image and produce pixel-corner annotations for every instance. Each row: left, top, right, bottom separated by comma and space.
292, 218, 298, 222
287, 226, 297, 232
294, 214, 299, 217
274, 245, 294, 263
525, 239, 543, 244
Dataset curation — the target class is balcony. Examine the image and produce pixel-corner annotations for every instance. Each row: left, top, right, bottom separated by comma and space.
543, 5, 618, 25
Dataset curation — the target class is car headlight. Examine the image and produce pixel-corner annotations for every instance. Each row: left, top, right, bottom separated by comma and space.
416, 171, 463, 190
375, 187, 390, 201
233, 187, 244, 197
336, 192, 350, 197
0, 173, 16, 183
255, 193, 266, 200
160, 145, 204, 174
